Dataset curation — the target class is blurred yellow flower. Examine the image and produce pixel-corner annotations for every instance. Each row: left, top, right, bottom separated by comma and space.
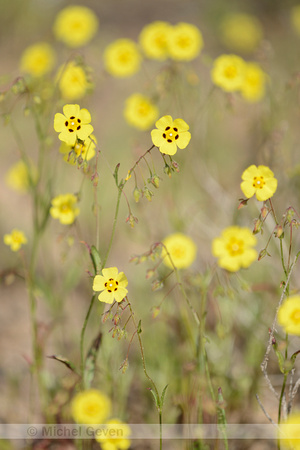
278, 296, 300, 336
211, 54, 246, 92
71, 389, 111, 425
139, 21, 172, 60
167, 22, 203, 61
278, 411, 300, 449
53, 5, 99, 48
103, 39, 142, 78
151, 115, 191, 155
54, 104, 93, 146
93, 267, 128, 304
124, 93, 159, 130
220, 13, 263, 53
5, 160, 37, 193
212, 226, 257, 272
240, 62, 267, 102
95, 418, 131, 450
241, 165, 277, 201
50, 193, 80, 225
20, 42, 56, 77
291, 5, 300, 36
161, 233, 197, 269
57, 62, 91, 100
4, 229, 27, 252
59, 135, 96, 165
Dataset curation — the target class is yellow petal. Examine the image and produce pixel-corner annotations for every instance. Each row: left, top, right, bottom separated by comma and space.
78, 108, 92, 123
177, 131, 191, 149
63, 104, 80, 117
155, 115, 173, 130
173, 118, 189, 131
93, 275, 106, 291
54, 113, 67, 132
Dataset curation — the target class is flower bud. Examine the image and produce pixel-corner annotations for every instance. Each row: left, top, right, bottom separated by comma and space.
164, 164, 172, 177
275, 225, 284, 238
253, 218, 262, 234
260, 206, 269, 219
143, 186, 154, 201
151, 279, 164, 291
133, 187, 142, 203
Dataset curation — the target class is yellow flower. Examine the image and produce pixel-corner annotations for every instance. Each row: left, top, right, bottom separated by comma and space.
95, 418, 131, 450
50, 193, 80, 225
57, 62, 91, 100
5, 160, 38, 193
139, 21, 172, 60
161, 233, 197, 269
167, 22, 203, 61
278, 296, 300, 336
93, 267, 128, 304
212, 226, 257, 272
71, 389, 111, 425
291, 6, 300, 36
20, 42, 56, 77
4, 229, 27, 252
53, 6, 99, 48
211, 54, 246, 92
124, 93, 159, 130
151, 115, 191, 156
278, 411, 300, 449
54, 104, 93, 146
59, 135, 96, 165
103, 39, 142, 78
240, 63, 267, 102
240, 165, 277, 201
220, 13, 263, 53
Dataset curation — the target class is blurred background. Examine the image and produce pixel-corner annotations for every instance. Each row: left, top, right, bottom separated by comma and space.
2, 0, 300, 449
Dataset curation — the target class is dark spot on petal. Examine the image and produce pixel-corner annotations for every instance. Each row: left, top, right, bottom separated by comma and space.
107, 289, 112, 293
77, 126, 81, 130
69, 129, 74, 132
109, 278, 113, 281
167, 139, 172, 143
165, 126, 170, 131
163, 133, 166, 139
70, 116, 75, 120
175, 134, 179, 140
65, 121, 68, 126
114, 288, 117, 291
116, 281, 119, 285
78, 119, 81, 123
105, 282, 108, 287
173, 127, 178, 132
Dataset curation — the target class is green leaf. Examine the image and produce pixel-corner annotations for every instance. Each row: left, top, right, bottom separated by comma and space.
90, 245, 102, 274
160, 384, 169, 407
149, 388, 160, 409
83, 331, 102, 389
113, 163, 120, 187
137, 320, 142, 334
47, 355, 78, 374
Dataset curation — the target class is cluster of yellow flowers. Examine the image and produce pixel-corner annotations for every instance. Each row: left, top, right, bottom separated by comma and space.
71, 389, 131, 450
211, 54, 267, 102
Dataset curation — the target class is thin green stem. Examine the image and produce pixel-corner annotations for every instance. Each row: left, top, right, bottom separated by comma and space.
102, 187, 122, 268
80, 294, 97, 384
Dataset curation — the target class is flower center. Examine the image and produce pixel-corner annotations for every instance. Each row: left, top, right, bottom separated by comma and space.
64, 115, 82, 133
162, 126, 180, 143
104, 278, 119, 293
252, 176, 265, 189
177, 35, 191, 49
84, 402, 100, 417
291, 309, 300, 324
224, 65, 237, 79
227, 238, 244, 256
60, 203, 72, 214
